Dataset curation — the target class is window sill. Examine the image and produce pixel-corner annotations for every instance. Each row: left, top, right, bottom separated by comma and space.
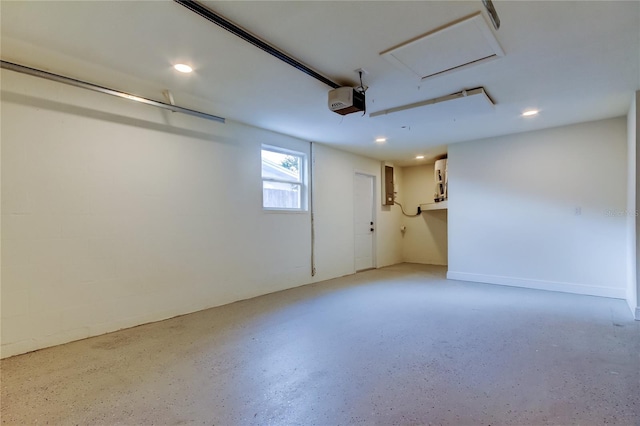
262, 208, 309, 214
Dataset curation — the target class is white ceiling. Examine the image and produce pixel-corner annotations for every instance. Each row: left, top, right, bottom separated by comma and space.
1, 1, 639, 165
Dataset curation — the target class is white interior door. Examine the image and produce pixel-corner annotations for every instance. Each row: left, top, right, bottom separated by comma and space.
354, 173, 375, 271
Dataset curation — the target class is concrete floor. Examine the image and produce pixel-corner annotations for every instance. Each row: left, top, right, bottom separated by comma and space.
1, 264, 639, 425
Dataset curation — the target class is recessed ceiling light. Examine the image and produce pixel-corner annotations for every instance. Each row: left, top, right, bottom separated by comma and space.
375, 137, 387, 143
416, 155, 425, 159
174, 63, 193, 73
522, 109, 539, 117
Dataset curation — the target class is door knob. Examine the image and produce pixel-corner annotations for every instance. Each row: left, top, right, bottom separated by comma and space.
370, 228, 374, 232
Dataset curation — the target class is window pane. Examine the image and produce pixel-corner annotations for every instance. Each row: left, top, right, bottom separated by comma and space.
262, 150, 301, 182
263, 181, 301, 209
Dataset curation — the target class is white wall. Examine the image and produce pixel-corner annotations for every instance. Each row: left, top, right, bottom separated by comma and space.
628, 91, 640, 319
0, 69, 402, 358
311, 145, 403, 282
399, 164, 448, 265
636, 91, 640, 317
448, 118, 628, 299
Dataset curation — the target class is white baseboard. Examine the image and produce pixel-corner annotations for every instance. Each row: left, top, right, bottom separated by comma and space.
446, 271, 626, 299
625, 297, 640, 320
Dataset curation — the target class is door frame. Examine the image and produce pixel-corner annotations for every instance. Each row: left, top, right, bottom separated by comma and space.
353, 170, 377, 272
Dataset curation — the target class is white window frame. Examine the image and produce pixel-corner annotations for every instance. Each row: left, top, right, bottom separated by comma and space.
261, 145, 308, 212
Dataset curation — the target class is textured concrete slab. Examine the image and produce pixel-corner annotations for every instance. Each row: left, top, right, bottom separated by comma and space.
1, 264, 639, 425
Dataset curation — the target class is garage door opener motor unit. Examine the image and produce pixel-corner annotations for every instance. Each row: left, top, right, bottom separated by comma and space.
328, 87, 365, 115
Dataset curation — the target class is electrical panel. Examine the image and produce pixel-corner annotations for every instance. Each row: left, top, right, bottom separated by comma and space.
382, 164, 394, 205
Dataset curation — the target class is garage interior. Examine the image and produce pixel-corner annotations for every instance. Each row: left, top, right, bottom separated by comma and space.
1, 1, 639, 424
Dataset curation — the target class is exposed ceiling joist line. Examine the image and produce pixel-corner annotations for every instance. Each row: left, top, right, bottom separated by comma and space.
0, 60, 226, 123
173, 0, 340, 89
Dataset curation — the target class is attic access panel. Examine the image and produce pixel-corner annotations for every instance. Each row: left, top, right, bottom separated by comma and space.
381, 12, 504, 80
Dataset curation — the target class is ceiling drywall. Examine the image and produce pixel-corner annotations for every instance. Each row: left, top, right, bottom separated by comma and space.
1, 1, 639, 165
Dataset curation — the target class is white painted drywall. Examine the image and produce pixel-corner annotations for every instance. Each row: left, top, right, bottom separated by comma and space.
0, 69, 402, 358
310, 144, 402, 283
636, 91, 640, 317
448, 118, 628, 299
629, 91, 640, 319
399, 164, 448, 265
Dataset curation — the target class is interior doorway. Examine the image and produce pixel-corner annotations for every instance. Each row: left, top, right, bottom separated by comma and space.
354, 172, 376, 271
